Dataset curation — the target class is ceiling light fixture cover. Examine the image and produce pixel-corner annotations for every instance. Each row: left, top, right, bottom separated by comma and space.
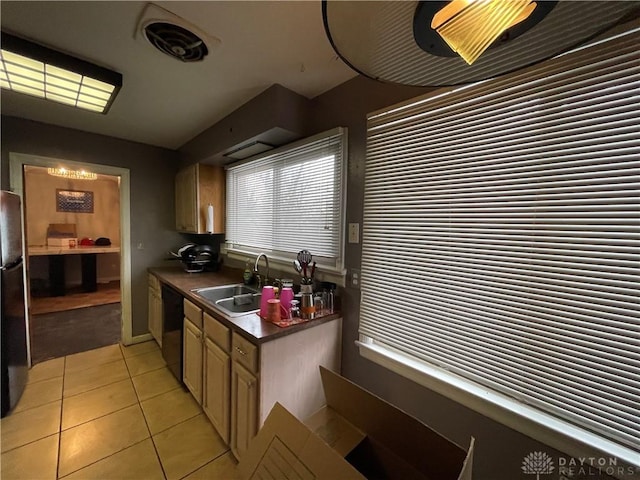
0, 32, 122, 113
322, 0, 639, 86
431, 0, 538, 65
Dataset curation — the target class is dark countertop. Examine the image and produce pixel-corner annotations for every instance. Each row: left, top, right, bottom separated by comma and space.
148, 266, 341, 344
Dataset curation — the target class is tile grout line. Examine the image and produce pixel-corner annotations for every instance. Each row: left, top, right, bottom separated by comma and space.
56, 343, 159, 480
56, 344, 159, 479
56, 355, 66, 480
55, 438, 153, 480
58, 346, 129, 479
60, 400, 138, 433
178, 449, 233, 480
2, 343, 176, 478
12, 342, 202, 480
122, 342, 169, 480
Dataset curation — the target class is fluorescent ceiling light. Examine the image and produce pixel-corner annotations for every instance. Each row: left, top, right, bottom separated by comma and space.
432, 0, 537, 65
0, 32, 122, 114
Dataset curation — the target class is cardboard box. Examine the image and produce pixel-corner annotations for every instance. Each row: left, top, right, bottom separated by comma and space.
46, 237, 77, 247
47, 223, 77, 247
239, 367, 474, 480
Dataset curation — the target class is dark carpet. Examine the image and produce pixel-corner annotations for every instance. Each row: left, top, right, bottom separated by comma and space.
30, 303, 121, 365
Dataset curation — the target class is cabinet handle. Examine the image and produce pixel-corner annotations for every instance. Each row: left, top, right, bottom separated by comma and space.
235, 346, 247, 356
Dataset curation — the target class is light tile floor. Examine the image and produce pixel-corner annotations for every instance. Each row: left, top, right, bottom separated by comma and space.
1, 341, 240, 480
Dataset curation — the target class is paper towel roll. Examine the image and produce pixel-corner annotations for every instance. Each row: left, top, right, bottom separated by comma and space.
206, 204, 214, 233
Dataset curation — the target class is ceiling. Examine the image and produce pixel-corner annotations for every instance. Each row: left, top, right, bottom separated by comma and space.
0, 1, 358, 150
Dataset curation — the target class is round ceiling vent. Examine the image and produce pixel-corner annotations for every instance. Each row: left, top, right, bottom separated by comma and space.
143, 22, 208, 62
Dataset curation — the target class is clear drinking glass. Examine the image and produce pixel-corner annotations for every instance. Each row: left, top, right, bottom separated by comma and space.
327, 289, 335, 314
314, 296, 325, 316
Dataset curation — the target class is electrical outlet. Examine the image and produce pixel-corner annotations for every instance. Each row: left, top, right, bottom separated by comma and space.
350, 268, 361, 288
137, 242, 144, 250
348, 223, 360, 243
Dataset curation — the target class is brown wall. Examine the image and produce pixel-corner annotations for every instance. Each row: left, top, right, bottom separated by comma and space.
1, 115, 183, 337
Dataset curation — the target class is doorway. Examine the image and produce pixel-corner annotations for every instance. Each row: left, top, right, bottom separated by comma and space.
23, 165, 122, 362
8, 153, 134, 364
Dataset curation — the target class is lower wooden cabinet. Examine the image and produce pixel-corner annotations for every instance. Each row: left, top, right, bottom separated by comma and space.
183, 317, 203, 404
203, 337, 230, 443
180, 304, 342, 462
230, 361, 258, 460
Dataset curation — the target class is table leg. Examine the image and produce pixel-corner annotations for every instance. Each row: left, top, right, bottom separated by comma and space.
81, 253, 97, 293
48, 255, 66, 296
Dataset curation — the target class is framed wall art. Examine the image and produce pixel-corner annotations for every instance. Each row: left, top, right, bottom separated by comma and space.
56, 189, 94, 213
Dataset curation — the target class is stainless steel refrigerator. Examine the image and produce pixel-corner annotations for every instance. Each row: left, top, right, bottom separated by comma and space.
1, 190, 29, 417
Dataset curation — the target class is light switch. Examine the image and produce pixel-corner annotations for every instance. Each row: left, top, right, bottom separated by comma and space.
348, 223, 359, 243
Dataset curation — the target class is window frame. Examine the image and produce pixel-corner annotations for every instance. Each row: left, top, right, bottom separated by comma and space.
224, 127, 348, 285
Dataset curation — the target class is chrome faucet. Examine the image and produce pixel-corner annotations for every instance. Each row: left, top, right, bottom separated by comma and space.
254, 253, 270, 288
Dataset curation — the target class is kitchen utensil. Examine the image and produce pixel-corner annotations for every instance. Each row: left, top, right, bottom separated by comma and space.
297, 250, 312, 266
310, 261, 316, 278
297, 250, 312, 275
293, 260, 302, 274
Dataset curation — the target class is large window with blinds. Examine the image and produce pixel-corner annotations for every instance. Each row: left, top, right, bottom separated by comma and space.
226, 128, 346, 271
359, 28, 639, 463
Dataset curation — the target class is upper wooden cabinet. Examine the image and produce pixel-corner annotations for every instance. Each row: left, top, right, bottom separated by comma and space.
175, 163, 225, 234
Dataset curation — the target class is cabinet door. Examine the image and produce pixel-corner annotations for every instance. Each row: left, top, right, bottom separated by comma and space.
148, 287, 162, 347
231, 362, 258, 460
183, 318, 203, 404
203, 338, 230, 443
198, 164, 226, 234
175, 164, 198, 233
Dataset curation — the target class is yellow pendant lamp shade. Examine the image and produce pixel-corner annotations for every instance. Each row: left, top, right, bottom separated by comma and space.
432, 0, 537, 65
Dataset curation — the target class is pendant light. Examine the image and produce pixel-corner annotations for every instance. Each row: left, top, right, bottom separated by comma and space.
322, 0, 639, 87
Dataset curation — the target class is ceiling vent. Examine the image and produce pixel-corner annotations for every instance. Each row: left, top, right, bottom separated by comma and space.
136, 3, 220, 62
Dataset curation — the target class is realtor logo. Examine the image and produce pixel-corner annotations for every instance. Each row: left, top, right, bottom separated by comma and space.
522, 451, 555, 479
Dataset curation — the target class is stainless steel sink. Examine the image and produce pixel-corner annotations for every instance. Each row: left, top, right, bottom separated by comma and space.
191, 284, 261, 317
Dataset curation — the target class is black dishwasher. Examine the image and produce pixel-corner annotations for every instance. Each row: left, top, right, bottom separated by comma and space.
161, 284, 184, 383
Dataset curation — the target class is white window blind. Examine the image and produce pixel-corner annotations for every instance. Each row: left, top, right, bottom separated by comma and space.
226, 128, 346, 269
360, 28, 640, 460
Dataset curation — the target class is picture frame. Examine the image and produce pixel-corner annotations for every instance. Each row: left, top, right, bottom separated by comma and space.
56, 189, 94, 213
